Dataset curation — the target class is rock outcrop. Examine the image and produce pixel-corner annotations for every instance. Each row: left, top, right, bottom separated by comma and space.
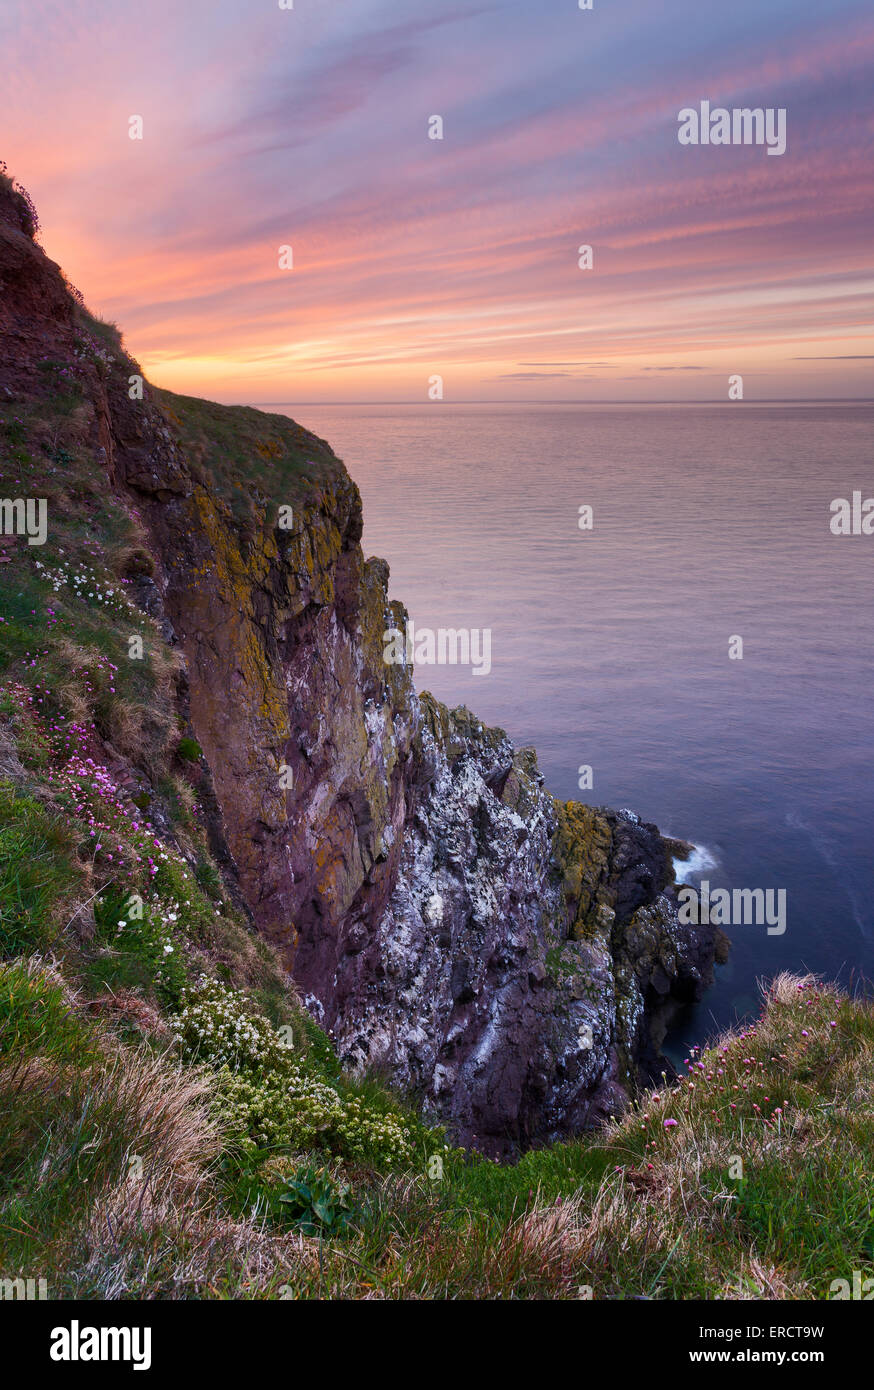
0, 171, 726, 1155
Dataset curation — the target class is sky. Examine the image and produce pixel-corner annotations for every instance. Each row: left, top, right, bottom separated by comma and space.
1, 0, 872, 403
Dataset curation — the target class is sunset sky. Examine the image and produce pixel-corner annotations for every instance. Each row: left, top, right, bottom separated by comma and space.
2, 0, 872, 402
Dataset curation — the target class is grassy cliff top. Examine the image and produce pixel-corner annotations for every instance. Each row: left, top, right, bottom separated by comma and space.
154, 387, 347, 511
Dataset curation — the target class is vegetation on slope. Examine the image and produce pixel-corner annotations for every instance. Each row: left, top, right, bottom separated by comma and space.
154, 388, 342, 516
1, 352, 872, 1299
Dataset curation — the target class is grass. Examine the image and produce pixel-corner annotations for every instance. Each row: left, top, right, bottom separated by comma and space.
6, 942, 870, 1298
0, 957, 98, 1068
153, 388, 344, 516
0, 782, 81, 956
244, 973, 874, 1301
0, 394, 180, 780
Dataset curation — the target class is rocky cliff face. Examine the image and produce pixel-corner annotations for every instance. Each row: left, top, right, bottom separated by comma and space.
0, 174, 725, 1155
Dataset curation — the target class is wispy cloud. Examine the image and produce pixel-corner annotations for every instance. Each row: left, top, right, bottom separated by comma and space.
1, 0, 871, 400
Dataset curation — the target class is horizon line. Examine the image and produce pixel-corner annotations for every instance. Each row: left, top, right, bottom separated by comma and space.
235, 396, 874, 408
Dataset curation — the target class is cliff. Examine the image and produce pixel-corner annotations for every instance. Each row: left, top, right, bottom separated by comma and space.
0, 170, 725, 1155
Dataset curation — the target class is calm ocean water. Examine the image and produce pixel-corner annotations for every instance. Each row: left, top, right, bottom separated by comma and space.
268, 402, 874, 1055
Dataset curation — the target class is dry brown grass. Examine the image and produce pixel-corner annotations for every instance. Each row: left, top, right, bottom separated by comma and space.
512, 1188, 588, 1263
52, 628, 181, 778
84, 988, 174, 1042
0, 719, 27, 784
1, 968, 323, 1298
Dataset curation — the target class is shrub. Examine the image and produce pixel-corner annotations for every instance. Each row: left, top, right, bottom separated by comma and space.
213, 1063, 416, 1165
171, 976, 288, 1072
171, 977, 416, 1165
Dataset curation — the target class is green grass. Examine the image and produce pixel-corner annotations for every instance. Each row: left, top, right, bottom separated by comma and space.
0, 958, 97, 1068
734, 1151, 874, 1281
0, 783, 80, 956
154, 388, 344, 514
443, 1140, 621, 1224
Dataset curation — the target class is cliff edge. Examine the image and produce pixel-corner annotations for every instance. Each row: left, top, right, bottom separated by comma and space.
0, 171, 726, 1155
